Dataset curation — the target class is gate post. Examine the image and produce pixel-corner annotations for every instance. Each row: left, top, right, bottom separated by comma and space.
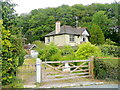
89, 56, 94, 79
36, 58, 42, 83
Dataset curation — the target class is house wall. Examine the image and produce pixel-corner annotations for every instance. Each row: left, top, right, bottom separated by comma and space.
45, 35, 66, 46
65, 35, 78, 46
45, 34, 89, 46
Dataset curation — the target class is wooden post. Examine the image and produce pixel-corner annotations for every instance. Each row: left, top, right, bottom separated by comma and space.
36, 58, 42, 83
89, 56, 94, 79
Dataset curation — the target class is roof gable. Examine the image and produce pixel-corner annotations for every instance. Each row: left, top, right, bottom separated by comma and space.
82, 29, 89, 36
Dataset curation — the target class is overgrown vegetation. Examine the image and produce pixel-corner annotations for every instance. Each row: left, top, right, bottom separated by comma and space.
1, 1, 25, 85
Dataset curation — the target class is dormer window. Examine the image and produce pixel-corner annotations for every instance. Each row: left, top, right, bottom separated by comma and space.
70, 35, 74, 42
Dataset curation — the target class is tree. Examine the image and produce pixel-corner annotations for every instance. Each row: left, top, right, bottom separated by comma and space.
90, 24, 105, 45
17, 3, 119, 45
92, 11, 111, 38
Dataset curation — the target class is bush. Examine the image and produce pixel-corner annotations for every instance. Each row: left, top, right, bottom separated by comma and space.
94, 57, 119, 81
98, 45, 120, 57
38, 42, 59, 61
50, 52, 62, 61
105, 39, 116, 45
2, 78, 24, 88
75, 42, 101, 59
32, 40, 45, 49
60, 45, 74, 56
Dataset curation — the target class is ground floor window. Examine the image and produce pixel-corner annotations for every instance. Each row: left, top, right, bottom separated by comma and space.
83, 37, 86, 42
48, 37, 50, 43
69, 35, 75, 42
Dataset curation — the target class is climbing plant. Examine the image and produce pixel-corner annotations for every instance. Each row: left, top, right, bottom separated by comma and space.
1, 1, 25, 85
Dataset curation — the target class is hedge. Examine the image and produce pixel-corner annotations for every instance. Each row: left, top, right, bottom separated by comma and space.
98, 45, 120, 57
94, 57, 119, 81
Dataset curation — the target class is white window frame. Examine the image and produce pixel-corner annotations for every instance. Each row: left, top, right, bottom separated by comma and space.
69, 35, 75, 42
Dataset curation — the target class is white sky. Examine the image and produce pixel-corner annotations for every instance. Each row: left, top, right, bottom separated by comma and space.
11, 0, 119, 15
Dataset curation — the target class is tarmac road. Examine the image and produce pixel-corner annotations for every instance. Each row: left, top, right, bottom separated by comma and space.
73, 84, 119, 88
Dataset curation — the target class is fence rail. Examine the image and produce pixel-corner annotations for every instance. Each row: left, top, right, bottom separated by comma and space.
42, 60, 92, 64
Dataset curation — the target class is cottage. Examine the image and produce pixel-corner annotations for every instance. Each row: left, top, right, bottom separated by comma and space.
45, 21, 90, 46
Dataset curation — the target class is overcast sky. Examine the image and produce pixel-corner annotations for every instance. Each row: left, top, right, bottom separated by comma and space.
11, 0, 118, 14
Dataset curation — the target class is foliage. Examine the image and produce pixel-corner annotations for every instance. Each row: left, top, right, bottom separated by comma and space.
32, 40, 45, 49
2, 78, 24, 88
2, 1, 25, 85
89, 24, 105, 45
60, 45, 74, 56
104, 39, 116, 45
98, 45, 120, 57
38, 42, 59, 61
94, 57, 119, 81
17, 3, 119, 45
50, 52, 62, 61
75, 42, 101, 59
61, 54, 76, 61
92, 11, 112, 38
2, 26, 19, 85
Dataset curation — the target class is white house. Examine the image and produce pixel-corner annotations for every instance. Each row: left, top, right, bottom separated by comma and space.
45, 21, 90, 46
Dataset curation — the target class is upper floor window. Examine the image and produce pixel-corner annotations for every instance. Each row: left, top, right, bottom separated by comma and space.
69, 35, 74, 42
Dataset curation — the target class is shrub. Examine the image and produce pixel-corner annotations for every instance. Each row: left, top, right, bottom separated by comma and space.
61, 54, 76, 61
2, 78, 24, 88
75, 42, 101, 59
60, 45, 74, 56
32, 40, 45, 49
50, 52, 62, 61
94, 57, 119, 81
98, 45, 120, 57
105, 39, 116, 45
38, 42, 59, 61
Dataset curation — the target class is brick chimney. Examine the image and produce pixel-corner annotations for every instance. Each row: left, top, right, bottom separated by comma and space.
55, 21, 60, 34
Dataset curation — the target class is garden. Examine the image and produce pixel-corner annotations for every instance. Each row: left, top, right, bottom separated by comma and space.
33, 40, 119, 81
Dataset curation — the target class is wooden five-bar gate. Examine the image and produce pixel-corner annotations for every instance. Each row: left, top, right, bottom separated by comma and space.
17, 57, 94, 84
41, 57, 94, 82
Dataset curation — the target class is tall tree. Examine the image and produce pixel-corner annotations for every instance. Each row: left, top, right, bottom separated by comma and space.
92, 11, 111, 39
90, 24, 105, 45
